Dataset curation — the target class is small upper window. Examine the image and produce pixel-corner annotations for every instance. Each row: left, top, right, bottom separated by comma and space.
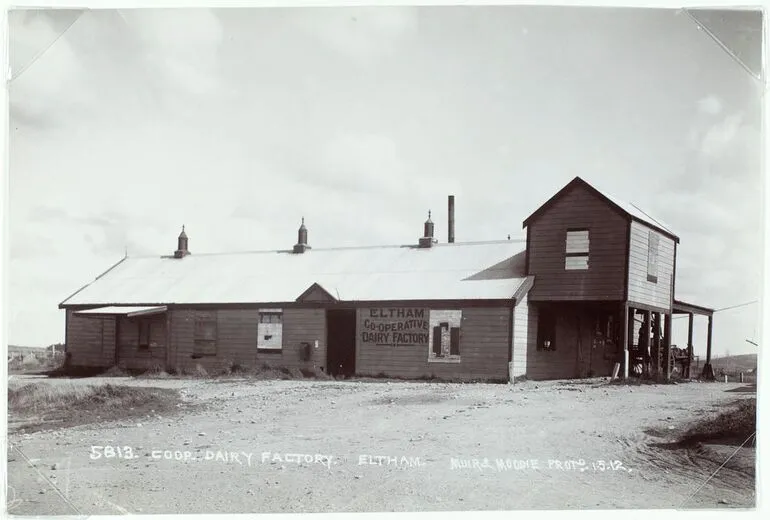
259, 312, 282, 324
565, 229, 589, 270
647, 231, 659, 283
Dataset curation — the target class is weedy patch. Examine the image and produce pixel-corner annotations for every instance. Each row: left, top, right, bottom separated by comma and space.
677, 398, 757, 447
7, 382, 186, 433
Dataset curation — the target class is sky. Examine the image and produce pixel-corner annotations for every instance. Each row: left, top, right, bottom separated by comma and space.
5, 6, 764, 359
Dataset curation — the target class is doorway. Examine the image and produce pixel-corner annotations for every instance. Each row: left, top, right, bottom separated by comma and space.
326, 309, 357, 377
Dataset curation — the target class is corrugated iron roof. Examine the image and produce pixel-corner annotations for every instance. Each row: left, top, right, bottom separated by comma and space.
74, 306, 168, 317
61, 241, 529, 307
599, 190, 677, 238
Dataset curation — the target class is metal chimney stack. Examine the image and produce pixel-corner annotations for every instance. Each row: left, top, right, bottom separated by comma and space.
448, 195, 455, 243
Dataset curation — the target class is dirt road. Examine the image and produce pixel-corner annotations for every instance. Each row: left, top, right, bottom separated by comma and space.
6, 376, 756, 514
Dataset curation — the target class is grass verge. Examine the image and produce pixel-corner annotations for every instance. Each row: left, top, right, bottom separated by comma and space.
33, 360, 507, 384
678, 398, 757, 447
7, 381, 186, 433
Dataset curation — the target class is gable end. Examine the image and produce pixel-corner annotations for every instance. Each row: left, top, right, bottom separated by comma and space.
522, 177, 630, 229
296, 283, 338, 303
522, 177, 679, 244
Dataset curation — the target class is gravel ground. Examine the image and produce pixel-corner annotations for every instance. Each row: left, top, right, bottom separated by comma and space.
6, 375, 756, 514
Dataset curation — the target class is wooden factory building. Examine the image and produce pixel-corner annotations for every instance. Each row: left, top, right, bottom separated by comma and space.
59, 178, 715, 381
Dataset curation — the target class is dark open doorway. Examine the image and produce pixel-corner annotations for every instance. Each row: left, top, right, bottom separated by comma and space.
327, 309, 357, 377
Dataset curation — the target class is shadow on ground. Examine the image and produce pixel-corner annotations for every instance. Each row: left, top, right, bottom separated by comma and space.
725, 385, 757, 394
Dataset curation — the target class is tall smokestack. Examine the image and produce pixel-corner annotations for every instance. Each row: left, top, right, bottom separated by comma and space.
448, 195, 455, 243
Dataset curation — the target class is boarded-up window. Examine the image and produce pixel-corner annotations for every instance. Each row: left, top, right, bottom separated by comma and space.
428, 310, 462, 363
537, 309, 557, 351
138, 321, 150, 349
193, 315, 217, 357
257, 309, 283, 351
450, 327, 461, 356
432, 327, 442, 356
259, 311, 282, 324
565, 229, 589, 270
647, 231, 659, 283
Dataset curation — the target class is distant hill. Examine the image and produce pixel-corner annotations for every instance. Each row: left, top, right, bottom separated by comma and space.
7, 344, 65, 357
7, 345, 47, 354
710, 354, 758, 373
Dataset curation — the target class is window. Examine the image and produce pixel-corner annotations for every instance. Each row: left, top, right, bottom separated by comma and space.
138, 321, 150, 350
428, 310, 462, 363
259, 312, 282, 324
647, 231, 659, 283
565, 229, 589, 270
537, 309, 557, 351
193, 315, 217, 357
257, 309, 283, 352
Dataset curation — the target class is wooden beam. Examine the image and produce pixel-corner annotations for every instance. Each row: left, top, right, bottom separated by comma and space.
700, 315, 715, 380
664, 312, 672, 382
673, 299, 714, 317
651, 311, 660, 379
643, 310, 651, 378
687, 312, 694, 378
706, 315, 713, 364
621, 303, 630, 379
626, 300, 670, 315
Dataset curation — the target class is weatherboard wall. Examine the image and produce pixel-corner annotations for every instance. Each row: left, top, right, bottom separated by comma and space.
115, 314, 167, 370
511, 295, 535, 379
280, 308, 327, 372
169, 309, 256, 372
526, 183, 628, 302
354, 306, 511, 381
65, 310, 116, 367
523, 305, 618, 380
165, 308, 327, 373
627, 221, 675, 312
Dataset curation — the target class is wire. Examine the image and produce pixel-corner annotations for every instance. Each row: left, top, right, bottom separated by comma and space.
629, 202, 673, 235
672, 300, 758, 319
713, 300, 760, 313
679, 431, 756, 507
9, 9, 85, 83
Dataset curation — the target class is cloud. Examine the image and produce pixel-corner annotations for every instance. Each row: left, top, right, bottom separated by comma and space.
9, 9, 226, 132
319, 133, 407, 193
121, 9, 224, 97
293, 7, 418, 63
18, 206, 171, 258
696, 94, 723, 115
697, 112, 745, 159
8, 10, 88, 128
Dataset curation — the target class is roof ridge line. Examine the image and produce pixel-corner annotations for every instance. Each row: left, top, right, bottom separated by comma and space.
628, 201, 673, 233
131, 240, 527, 258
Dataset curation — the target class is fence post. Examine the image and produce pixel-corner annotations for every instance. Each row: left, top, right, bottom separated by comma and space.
724, 374, 728, 383
740, 372, 744, 383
